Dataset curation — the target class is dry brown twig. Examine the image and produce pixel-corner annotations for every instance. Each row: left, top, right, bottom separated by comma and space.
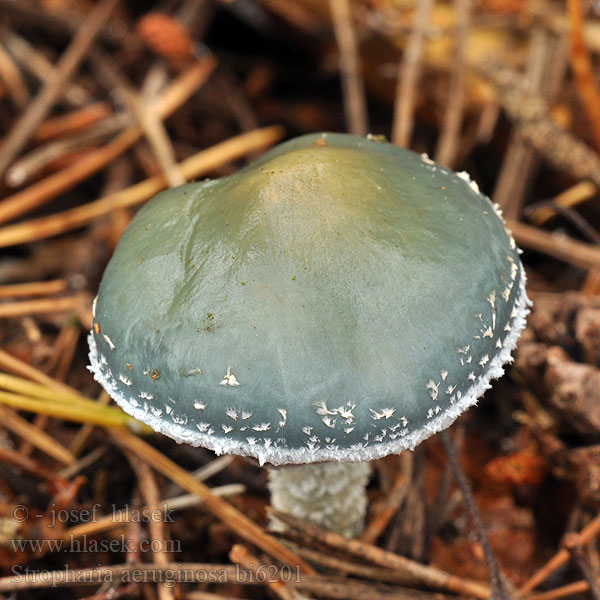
0, 347, 79, 395
392, 0, 434, 147
270, 509, 492, 599
479, 59, 600, 187
0, 445, 60, 483
508, 219, 600, 271
90, 48, 186, 187
360, 452, 412, 545
0, 126, 284, 248
0, 564, 243, 593
295, 546, 419, 586
528, 576, 600, 600
520, 511, 600, 593
0, 279, 67, 299
0, 295, 88, 319
111, 430, 316, 576
568, 0, 600, 152
64, 484, 245, 542
492, 27, 562, 220
0, 56, 217, 225
527, 181, 597, 226
125, 451, 176, 600
1, 28, 92, 107
33, 102, 114, 142
0, 39, 29, 108
6, 112, 131, 187
0, 0, 120, 179
329, 0, 369, 136
0, 562, 464, 598
440, 429, 512, 600
566, 0, 600, 293
562, 533, 600, 600
0, 404, 75, 465
434, 0, 471, 168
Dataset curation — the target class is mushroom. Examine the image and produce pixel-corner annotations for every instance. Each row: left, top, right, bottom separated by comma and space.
88, 132, 530, 538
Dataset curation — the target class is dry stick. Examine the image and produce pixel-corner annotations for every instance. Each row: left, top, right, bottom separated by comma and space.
0, 295, 86, 318
0, 126, 284, 248
328, 0, 369, 136
0, 445, 57, 481
479, 59, 600, 187
520, 511, 600, 593
0, 564, 244, 593
49, 320, 81, 381
296, 546, 419, 586
0, 56, 216, 225
392, 0, 434, 147
0, 373, 146, 423
440, 430, 511, 600
425, 430, 464, 551
0, 365, 134, 474
19, 320, 80, 458
0, 40, 29, 108
111, 429, 316, 576
434, 0, 471, 167
1, 563, 455, 596
0, 0, 120, 179
271, 510, 492, 599
568, 0, 600, 151
566, 0, 600, 293
165, 455, 234, 496
6, 113, 131, 187
528, 577, 600, 600
230, 544, 295, 600
387, 449, 425, 558
126, 452, 176, 600
34, 102, 113, 142
1, 29, 91, 107
491, 28, 551, 220
58, 446, 107, 479
0, 347, 78, 396
65, 484, 245, 541
508, 219, 600, 271
360, 452, 411, 544
0, 127, 138, 224
0, 372, 102, 407
563, 535, 600, 600
68, 391, 111, 457
0, 404, 75, 465
292, 576, 452, 600
529, 201, 600, 245
528, 181, 597, 225
0, 389, 141, 429
90, 49, 186, 187
0, 279, 67, 299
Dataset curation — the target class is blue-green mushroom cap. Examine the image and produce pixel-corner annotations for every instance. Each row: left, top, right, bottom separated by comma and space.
89, 133, 530, 466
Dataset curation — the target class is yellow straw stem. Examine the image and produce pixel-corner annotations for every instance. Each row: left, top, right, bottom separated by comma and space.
0, 389, 148, 431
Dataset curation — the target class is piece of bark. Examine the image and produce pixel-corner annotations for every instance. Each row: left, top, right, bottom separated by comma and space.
544, 347, 600, 434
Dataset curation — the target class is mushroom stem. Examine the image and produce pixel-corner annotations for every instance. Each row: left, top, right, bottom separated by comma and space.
268, 461, 371, 538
